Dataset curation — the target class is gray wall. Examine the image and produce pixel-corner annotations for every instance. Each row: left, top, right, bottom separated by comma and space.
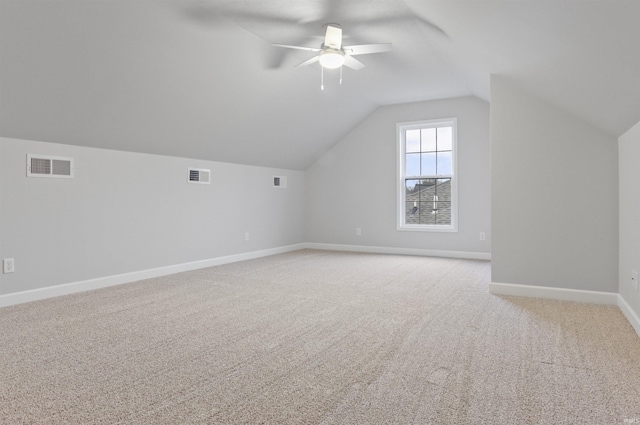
491, 76, 618, 292
306, 96, 491, 255
0, 137, 306, 295
619, 120, 640, 318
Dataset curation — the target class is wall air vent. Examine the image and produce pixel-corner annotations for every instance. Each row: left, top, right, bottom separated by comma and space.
27, 154, 74, 178
273, 176, 287, 188
188, 168, 210, 184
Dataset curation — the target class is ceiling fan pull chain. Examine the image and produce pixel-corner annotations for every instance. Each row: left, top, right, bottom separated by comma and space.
321, 66, 324, 91
340, 66, 343, 85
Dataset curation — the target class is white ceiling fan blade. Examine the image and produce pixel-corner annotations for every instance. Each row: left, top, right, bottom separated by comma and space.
272, 43, 321, 53
324, 24, 342, 50
343, 55, 365, 70
296, 56, 320, 67
343, 43, 392, 56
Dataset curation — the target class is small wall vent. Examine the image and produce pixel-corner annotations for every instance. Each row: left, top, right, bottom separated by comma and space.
273, 176, 287, 188
188, 168, 210, 184
27, 154, 74, 178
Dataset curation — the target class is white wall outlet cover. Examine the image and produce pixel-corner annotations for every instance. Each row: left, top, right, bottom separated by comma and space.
3, 258, 15, 274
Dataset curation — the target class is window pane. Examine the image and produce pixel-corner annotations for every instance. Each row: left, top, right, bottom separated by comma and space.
406, 129, 421, 153
436, 152, 452, 175
421, 128, 436, 152
421, 153, 436, 175
416, 179, 436, 201
435, 178, 452, 202
437, 127, 452, 151
405, 179, 419, 195
406, 201, 419, 214
405, 201, 420, 225
407, 179, 436, 199
406, 154, 420, 176
420, 202, 436, 224
406, 179, 423, 207
433, 201, 451, 225
423, 178, 437, 187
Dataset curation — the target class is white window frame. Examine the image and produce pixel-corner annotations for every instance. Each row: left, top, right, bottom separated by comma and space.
397, 118, 458, 232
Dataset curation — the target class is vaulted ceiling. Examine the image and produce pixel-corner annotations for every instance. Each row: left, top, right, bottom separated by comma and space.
1, 0, 639, 170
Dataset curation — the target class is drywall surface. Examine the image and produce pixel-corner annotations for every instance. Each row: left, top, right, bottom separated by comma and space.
306, 96, 490, 255
619, 120, 640, 322
491, 76, 618, 292
0, 137, 305, 295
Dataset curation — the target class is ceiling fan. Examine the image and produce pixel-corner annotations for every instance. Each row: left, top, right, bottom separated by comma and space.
273, 24, 392, 89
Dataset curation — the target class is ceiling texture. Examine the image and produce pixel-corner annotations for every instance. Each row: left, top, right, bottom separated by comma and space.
1, 0, 640, 170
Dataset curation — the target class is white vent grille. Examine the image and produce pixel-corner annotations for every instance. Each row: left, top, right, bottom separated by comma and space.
188, 168, 210, 184
27, 155, 74, 178
273, 176, 287, 188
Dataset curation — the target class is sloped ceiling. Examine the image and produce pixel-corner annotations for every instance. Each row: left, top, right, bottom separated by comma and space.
1, 0, 639, 170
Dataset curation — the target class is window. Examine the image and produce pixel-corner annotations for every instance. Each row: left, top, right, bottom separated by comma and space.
397, 118, 457, 231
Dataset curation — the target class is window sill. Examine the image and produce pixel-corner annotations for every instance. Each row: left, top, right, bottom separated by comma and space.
397, 225, 458, 233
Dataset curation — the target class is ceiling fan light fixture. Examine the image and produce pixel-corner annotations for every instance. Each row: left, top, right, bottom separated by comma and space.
319, 50, 345, 69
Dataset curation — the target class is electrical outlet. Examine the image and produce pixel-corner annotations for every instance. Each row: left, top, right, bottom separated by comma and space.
632, 270, 639, 291
480, 232, 486, 241
245, 232, 250, 241
3, 258, 15, 274
356, 227, 362, 236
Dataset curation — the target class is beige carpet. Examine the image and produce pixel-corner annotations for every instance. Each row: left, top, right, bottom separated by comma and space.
1, 249, 639, 424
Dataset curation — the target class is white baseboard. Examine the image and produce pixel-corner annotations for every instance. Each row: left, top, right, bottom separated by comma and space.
4, 245, 638, 339
489, 281, 618, 305
0, 243, 484, 308
618, 294, 640, 338
0, 243, 306, 308
304, 242, 491, 261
